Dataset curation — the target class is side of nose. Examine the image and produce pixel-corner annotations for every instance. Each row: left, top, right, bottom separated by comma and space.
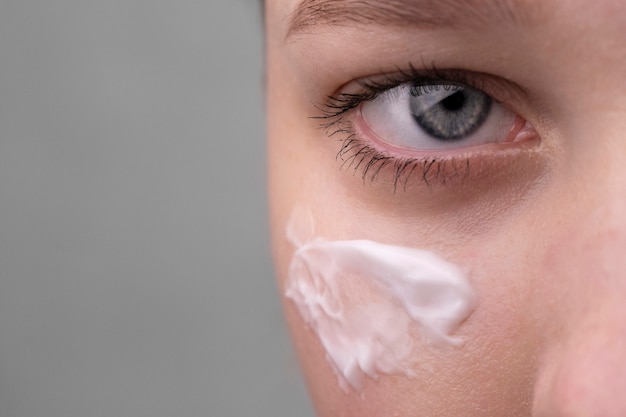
532, 157, 626, 417
533, 308, 626, 417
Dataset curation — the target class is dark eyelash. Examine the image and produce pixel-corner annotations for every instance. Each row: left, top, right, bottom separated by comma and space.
312, 63, 479, 189
335, 126, 471, 191
313, 63, 481, 128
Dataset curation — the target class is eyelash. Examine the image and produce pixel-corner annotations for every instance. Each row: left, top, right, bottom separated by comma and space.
314, 64, 497, 190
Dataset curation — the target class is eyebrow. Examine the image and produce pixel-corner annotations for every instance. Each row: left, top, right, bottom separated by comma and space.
287, 0, 542, 37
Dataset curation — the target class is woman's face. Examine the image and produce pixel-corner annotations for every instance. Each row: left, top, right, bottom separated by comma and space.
265, 0, 626, 416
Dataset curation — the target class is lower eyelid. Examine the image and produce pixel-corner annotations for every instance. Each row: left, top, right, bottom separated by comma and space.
335, 137, 541, 196
352, 109, 537, 161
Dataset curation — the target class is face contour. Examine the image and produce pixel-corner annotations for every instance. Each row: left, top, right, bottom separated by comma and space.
265, 0, 626, 416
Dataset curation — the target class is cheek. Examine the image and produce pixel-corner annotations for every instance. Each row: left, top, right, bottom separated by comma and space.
267, 151, 543, 415
285, 209, 477, 392
272, 206, 542, 417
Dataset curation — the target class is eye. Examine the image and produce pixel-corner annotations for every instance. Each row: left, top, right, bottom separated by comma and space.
359, 82, 526, 153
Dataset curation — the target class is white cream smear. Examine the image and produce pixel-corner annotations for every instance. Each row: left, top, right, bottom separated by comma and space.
285, 209, 476, 392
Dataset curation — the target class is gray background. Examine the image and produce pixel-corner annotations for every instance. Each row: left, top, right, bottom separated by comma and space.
0, 1, 314, 416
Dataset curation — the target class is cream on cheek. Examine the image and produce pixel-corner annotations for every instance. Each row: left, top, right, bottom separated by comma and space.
286, 209, 477, 392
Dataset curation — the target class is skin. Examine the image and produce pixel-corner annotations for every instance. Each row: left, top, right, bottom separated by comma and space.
266, 0, 626, 416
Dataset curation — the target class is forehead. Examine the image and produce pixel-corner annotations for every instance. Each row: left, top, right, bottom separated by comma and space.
270, 0, 626, 38
286, 0, 543, 35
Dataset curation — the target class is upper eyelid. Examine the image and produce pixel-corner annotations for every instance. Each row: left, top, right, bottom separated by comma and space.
314, 65, 530, 126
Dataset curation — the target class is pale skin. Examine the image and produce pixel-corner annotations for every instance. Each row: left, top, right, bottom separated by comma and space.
266, 0, 626, 416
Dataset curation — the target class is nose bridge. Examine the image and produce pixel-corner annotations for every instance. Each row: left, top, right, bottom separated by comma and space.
567, 107, 626, 293
579, 205, 626, 298
531, 111, 626, 416
589, 118, 626, 293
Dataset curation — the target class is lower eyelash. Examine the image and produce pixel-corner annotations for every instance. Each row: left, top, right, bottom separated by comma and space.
335, 122, 472, 191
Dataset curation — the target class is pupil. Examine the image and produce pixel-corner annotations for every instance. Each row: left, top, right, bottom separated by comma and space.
441, 91, 465, 111
409, 86, 492, 141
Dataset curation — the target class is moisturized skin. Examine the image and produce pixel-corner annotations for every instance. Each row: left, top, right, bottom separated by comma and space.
286, 210, 476, 391
267, 0, 626, 416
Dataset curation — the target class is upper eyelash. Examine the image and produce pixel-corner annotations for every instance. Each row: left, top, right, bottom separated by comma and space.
313, 63, 483, 129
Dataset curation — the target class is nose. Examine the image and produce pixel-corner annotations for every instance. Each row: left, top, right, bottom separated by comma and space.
533, 305, 626, 417
532, 137, 626, 417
